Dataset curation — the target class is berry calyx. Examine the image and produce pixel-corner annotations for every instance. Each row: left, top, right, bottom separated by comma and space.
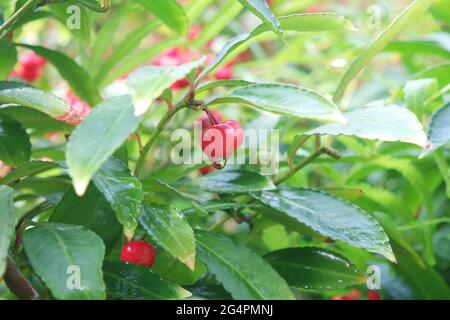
201, 119, 244, 167
120, 240, 156, 268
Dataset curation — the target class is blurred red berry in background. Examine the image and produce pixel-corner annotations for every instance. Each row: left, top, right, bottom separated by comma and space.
11, 52, 47, 82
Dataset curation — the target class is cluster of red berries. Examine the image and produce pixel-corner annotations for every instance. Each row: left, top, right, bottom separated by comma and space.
10, 52, 47, 82
198, 110, 244, 171
331, 289, 381, 300
120, 240, 156, 268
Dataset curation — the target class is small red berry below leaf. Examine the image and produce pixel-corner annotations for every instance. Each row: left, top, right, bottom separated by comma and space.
120, 240, 156, 268
199, 165, 214, 175
201, 120, 244, 167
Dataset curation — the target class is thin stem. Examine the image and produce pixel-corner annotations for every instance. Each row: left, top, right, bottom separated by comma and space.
134, 104, 185, 177
275, 147, 341, 185
0, 0, 39, 40
4, 256, 39, 300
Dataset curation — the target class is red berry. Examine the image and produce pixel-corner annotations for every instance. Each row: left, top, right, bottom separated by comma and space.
202, 120, 244, 163
214, 63, 234, 80
368, 291, 381, 300
199, 165, 214, 175
331, 295, 355, 300
13, 52, 47, 82
120, 240, 156, 268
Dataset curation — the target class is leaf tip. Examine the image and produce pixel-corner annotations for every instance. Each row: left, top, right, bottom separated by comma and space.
73, 179, 89, 196
184, 256, 196, 272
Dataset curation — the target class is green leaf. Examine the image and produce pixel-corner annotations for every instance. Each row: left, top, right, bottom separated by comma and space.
196, 79, 255, 94
195, 230, 295, 300
0, 105, 72, 134
139, 204, 195, 271
66, 95, 142, 196
238, 0, 282, 38
194, 170, 276, 193
306, 104, 428, 147
394, 250, 450, 300
333, 0, 436, 103
19, 44, 101, 106
404, 78, 439, 115
0, 40, 17, 80
51, 185, 122, 252
127, 57, 205, 116
136, 0, 188, 35
424, 102, 450, 154
0, 185, 14, 278
93, 157, 144, 240
0, 160, 57, 185
210, 83, 344, 122
197, 13, 355, 81
23, 223, 106, 300
103, 261, 191, 300
0, 82, 68, 118
253, 188, 395, 262
0, 113, 31, 166
264, 247, 366, 290
71, 0, 107, 12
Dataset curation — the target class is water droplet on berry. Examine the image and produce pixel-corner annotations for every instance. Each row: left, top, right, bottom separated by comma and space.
212, 158, 227, 169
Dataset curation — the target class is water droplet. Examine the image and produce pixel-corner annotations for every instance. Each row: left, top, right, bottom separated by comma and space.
212, 158, 227, 169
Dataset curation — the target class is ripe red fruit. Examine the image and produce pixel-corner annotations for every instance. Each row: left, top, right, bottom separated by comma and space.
214, 62, 234, 80
12, 52, 47, 82
202, 120, 244, 165
199, 165, 214, 175
368, 291, 381, 300
120, 240, 156, 268
56, 91, 91, 125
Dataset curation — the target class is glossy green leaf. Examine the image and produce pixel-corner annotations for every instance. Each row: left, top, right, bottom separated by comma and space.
210, 83, 344, 122
264, 247, 366, 290
0, 82, 68, 118
0, 160, 57, 185
386, 38, 450, 59
334, 0, 436, 103
0, 41, 17, 80
0, 113, 31, 166
253, 188, 395, 262
136, 0, 188, 35
127, 57, 205, 116
103, 261, 191, 300
95, 21, 160, 85
66, 95, 142, 196
394, 251, 450, 300
51, 185, 122, 252
139, 204, 195, 270
404, 78, 439, 115
238, 0, 282, 38
23, 223, 106, 300
425, 102, 450, 152
197, 13, 355, 81
194, 170, 276, 193
195, 230, 295, 300
19, 44, 101, 106
71, 0, 106, 12
0, 105, 72, 134
306, 104, 428, 147
93, 157, 144, 239
0, 185, 14, 278
196, 79, 255, 94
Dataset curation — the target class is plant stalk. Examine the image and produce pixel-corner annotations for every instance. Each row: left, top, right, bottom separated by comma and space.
0, 0, 39, 40
4, 256, 39, 300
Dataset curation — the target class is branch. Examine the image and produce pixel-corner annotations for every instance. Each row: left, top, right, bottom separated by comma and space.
134, 103, 185, 177
4, 256, 39, 300
275, 146, 341, 185
0, 0, 39, 40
